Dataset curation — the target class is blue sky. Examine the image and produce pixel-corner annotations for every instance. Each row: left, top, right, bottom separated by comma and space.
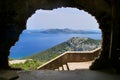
27, 7, 99, 30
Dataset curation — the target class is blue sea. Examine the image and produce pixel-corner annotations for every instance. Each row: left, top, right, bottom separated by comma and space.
9, 30, 101, 59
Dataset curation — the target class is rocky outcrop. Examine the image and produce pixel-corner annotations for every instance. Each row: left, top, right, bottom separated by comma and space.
0, 0, 120, 73
28, 37, 101, 61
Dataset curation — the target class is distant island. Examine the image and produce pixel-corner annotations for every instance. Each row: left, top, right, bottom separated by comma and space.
27, 37, 101, 61
26, 28, 101, 34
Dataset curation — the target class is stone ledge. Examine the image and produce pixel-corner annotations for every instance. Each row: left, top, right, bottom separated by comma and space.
0, 70, 18, 80
17, 70, 120, 80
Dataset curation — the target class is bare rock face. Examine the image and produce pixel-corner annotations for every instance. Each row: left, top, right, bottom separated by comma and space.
1, 0, 120, 73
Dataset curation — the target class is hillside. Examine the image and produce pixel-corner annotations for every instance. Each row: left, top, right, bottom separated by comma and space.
25, 28, 101, 34
40, 28, 101, 34
27, 37, 101, 61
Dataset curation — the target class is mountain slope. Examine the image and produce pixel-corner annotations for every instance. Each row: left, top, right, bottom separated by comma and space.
40, 28, 101, 34
27, 37, 101, 61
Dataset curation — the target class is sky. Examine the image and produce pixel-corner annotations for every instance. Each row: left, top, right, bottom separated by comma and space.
27, 7, 99, 30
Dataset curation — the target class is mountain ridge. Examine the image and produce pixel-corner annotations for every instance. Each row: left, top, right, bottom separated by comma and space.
25, 28, 101, 34
27, 37, 101, 61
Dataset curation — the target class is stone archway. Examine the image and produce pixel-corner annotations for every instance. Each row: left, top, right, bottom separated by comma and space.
1, 0, 120, 73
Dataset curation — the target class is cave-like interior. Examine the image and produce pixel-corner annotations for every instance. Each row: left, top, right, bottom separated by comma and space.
0, 0, 120, 73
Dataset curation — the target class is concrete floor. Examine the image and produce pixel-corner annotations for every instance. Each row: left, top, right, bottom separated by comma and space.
17, 70, 120, 80
63, 61, 92, 70
1, 61, 120, 80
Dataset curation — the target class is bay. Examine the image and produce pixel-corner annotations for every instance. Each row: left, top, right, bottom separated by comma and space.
10, 30, 101, 59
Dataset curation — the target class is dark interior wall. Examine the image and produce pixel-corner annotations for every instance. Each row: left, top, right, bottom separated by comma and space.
110, 0, 120, 73
1, 0, 117, 71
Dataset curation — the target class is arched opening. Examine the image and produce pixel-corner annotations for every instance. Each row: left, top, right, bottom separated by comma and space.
1, 0, 120, 76
9, 7, 101, 70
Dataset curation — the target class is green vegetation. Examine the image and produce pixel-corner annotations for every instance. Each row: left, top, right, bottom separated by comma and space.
10, 37, 101, 70
10, 60, 45, 70
27, 37, 101, 61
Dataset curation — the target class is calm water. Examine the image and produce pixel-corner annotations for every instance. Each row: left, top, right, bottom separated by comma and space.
10, 30, 101, 59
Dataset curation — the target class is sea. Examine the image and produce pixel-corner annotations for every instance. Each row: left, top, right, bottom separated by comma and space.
9, 30, 101, 59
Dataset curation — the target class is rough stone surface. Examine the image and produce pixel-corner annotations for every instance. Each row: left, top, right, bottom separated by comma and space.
17, 70, 120, 80
0, 70, 18, 80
